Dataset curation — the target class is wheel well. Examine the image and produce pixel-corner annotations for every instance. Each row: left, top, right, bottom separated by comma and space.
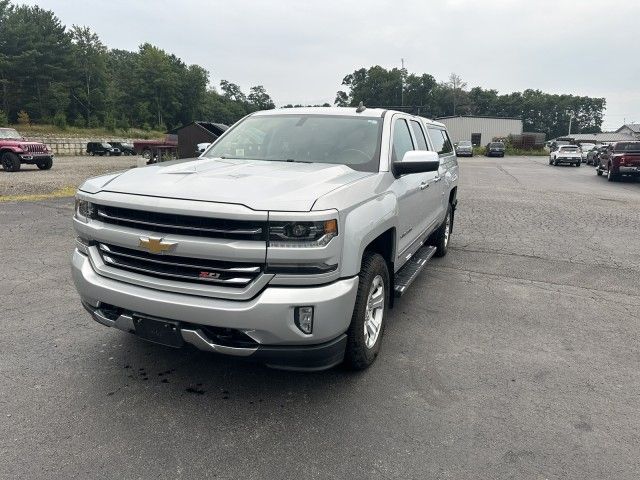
448, 187, 457, 207
363, 228, 396, 307
363, 228, 395, 267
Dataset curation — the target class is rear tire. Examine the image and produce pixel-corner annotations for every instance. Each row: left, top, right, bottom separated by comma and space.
344, 252, 389, 370
607, 166, 618, 182
36, 158, 52, 170
1, 152, 21, 172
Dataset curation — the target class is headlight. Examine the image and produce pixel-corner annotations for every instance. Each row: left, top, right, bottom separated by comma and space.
74, 198, 95, 223
269, 219, 338, 247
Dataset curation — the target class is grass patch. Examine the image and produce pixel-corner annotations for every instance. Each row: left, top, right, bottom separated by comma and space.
14, 124, 165, 140
0, 185, 76, 202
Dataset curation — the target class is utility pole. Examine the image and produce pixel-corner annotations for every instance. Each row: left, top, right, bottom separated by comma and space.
568, 111, 573, 136
400, 58, 405, 107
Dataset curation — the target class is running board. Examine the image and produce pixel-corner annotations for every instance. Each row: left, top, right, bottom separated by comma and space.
394, 245, 437, 297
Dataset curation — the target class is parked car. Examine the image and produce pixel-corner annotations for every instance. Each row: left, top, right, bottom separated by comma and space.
455, 140, 473, 157
197, 142, 211, 154
485, 141, 505, 157
548, 140, 570, 152
109, 142, 135, 156
86, 142, 121, 156
586, 144, 604, 165
71, 107, 459, 371
0, 127, 53, 172
549, 145, 581, 166
596, 141, 640, 181
578, 143, 596, 163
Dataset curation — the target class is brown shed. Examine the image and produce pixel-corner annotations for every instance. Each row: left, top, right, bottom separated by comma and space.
170, 121, 228, 158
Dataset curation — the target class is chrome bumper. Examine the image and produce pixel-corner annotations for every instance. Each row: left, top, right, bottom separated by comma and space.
72, 248, 358, 346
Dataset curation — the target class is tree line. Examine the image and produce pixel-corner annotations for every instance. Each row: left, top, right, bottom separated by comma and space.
0, 1, 275, 131
0, 1, 607, 139
335, 66, 606, 139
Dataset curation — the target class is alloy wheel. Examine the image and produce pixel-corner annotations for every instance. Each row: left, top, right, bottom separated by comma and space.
364, 275, 385, 349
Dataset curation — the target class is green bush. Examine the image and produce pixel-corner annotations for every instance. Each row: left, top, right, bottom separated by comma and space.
17, 110, 30, 125
53, 111, 67, 130
88, 116, 101, 129
72, 114, 86, 128
115, 116, 130, 131
142, 122, 151, 131
0, 110, 8, 127
104, 114, 116, 133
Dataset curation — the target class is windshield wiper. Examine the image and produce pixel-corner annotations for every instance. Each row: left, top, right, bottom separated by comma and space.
219, 156, 311, 164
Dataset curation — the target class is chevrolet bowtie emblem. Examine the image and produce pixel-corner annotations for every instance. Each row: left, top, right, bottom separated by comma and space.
138, 236, 177, 254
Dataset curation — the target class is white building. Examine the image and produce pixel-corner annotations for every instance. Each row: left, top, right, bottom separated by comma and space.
437, 116, 523, 146
615, 123, 640, 140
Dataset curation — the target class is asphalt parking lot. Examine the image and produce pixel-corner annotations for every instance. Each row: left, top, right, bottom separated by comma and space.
1, 157, 639, 479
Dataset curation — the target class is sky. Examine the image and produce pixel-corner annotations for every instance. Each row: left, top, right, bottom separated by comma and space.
18, 0, 640, 130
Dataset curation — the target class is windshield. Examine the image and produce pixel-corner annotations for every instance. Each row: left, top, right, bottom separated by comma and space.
204, 114, 383, 172
489, 142, 504, 148
458, 141, 472, 146
102, 143, 112, 148
580, 144, 595, 150
614, 142, 640, 152
0, 128, 22, 140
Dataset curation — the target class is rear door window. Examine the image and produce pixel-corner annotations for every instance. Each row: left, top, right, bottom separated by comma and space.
428, 127, 453, 156
392, 118, 415, 162
409, 121, 429, 150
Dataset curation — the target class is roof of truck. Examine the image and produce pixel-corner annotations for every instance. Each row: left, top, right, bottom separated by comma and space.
252, 107, 445, 127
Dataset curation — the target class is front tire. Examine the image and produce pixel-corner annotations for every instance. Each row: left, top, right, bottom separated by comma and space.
607, 166, 618, 182
36, 158, 53, 170
1, 152, 21, 172
432, 204, 453, 258
344, 252, 389, 370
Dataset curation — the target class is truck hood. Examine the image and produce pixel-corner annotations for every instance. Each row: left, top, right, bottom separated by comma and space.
84, 157, 373, 211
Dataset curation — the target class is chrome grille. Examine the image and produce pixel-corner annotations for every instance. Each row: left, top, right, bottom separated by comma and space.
97, 243, 262, 287
24, 143, 47, 153
95, 204, 266, 240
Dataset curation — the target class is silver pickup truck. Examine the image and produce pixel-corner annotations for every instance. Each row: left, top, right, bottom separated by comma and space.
72, 107, 459, 371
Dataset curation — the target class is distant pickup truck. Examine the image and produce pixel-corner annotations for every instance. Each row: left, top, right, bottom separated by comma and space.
133, 134, 178, 161
71, 107, 459, 371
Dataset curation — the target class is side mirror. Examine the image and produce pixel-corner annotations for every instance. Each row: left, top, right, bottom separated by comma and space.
393, 150, 440, 176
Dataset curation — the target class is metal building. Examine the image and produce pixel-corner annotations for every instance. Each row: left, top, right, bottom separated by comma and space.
436, 116, 523, 146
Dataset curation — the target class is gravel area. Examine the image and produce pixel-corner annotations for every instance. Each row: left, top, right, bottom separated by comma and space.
0, 155, 140, 198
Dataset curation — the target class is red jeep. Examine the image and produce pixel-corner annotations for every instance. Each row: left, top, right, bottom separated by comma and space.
0, 127, 53, 172
596, 141, 640, 181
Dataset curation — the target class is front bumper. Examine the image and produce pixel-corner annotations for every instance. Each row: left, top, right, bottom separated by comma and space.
19, 154, 52, 164
71, 249, 358, 369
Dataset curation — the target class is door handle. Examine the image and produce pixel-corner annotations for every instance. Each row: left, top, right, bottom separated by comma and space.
433, 176, 442, 183
420, 181, 429, 190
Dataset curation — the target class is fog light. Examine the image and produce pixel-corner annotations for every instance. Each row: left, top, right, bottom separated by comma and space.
294, 306, 314, 334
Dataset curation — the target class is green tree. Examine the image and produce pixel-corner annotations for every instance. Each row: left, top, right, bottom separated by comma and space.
220, 80, 246, 103
247, 85, 275, 110
70, 25, 107, 123
0, 3, 73, 121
